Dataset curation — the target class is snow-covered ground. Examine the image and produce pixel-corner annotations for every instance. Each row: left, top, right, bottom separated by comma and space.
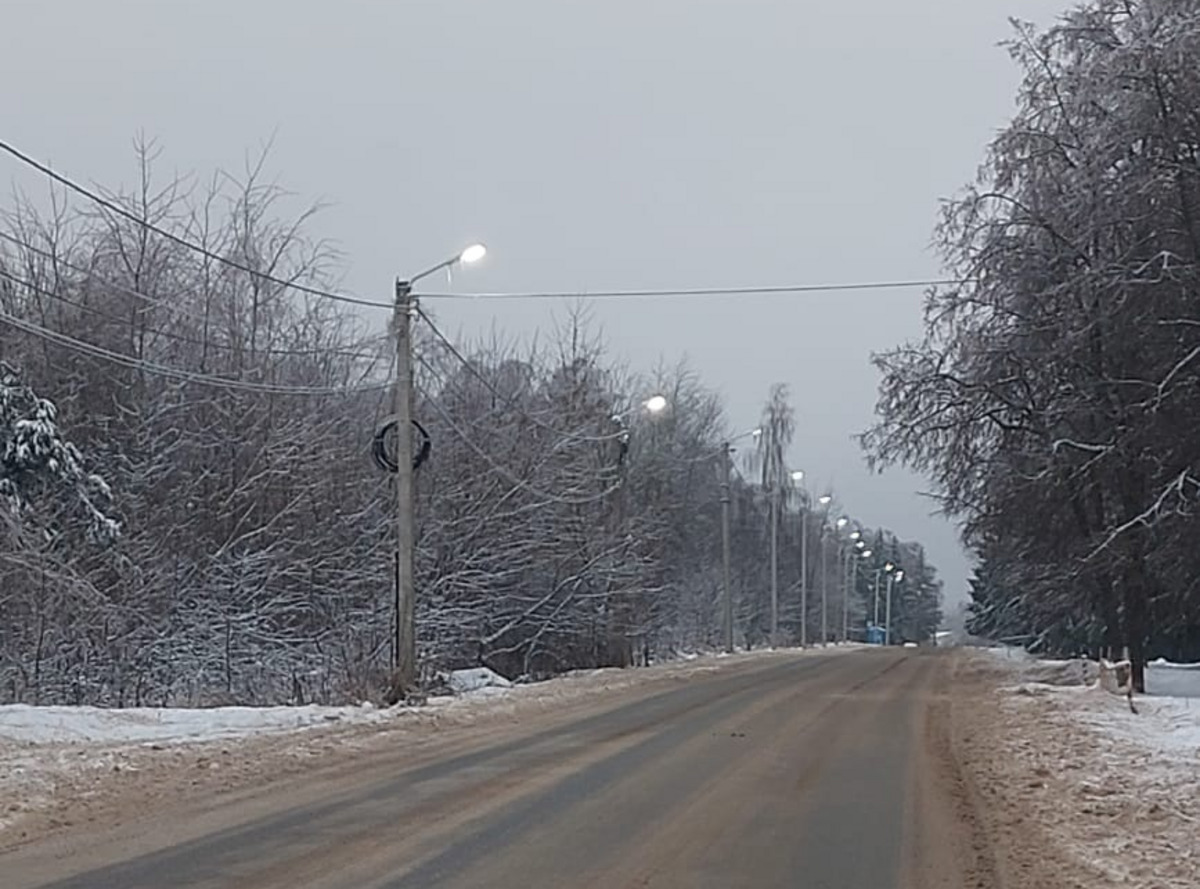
0, 702, 396, 746
974, 647, 1200, 888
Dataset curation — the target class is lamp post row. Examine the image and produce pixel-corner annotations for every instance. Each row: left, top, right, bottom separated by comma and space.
386, 245, 903, 693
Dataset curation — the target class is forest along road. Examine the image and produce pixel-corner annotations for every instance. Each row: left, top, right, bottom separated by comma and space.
3, 650, 997, 889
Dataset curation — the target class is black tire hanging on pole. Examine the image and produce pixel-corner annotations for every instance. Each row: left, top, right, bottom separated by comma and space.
373, 418, 431, 473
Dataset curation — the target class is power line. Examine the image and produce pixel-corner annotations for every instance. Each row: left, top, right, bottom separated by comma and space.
415, 307, 625, 446
415, 353, 621, 506
0, 229, 387, 361
0, 141, 971, 309
4, 273, 386, 365
416, 279, 969, 301
0, 138, 390, 310
0, 273, 388, 396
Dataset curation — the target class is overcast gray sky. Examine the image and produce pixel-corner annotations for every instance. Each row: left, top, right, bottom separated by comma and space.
2, 0, 1054, 607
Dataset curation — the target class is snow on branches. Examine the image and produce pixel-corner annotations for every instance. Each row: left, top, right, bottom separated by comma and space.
0, 362, 118, 543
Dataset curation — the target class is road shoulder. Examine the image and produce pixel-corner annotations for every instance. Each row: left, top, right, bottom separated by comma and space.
944, 649, 1199, 889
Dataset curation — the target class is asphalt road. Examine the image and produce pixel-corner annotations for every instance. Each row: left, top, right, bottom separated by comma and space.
7, 650, 984, 888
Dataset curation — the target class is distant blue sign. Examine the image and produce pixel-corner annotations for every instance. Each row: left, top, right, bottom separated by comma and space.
866, 625, 886, 645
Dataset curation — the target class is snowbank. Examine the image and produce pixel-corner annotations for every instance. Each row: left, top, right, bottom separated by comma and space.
1146, 659, 1200, 699
445, 667, 513, 695
981, 648, 1200, 756
981, 647, 1200, 697
0, 647, 833, 750
0, 702, 389, 746
976, 648, 1200, 888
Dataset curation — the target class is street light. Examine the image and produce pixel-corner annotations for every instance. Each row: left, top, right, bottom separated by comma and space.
458, 243, 487, 264
885, 567, 904, 646
836, 520, 858, 643
719, 426, 762, 653
790, 469, 810, 646
813, 495, 836, 645
391, 243, 489, 697
612, 394, 670, 469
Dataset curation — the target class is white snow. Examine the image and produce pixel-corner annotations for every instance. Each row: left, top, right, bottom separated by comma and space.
981, 648, 1200, 746
0, 702, 390, 746
1146, 659, 1200, 699
445, 667, 513, 695
978, 648, 1200, 888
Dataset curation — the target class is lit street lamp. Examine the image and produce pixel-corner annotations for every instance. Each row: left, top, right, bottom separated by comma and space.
870, 560, 892, 641
886, 568, 905, 646
837, 520, 859, 643
816, 494, 834, 645
791, 469, 809, 646
611, 394, 670, 466
644, 394, 668, 414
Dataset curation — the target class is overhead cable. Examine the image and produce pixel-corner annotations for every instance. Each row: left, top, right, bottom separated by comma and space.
415, 353, 621, 506
416, 279, 970, 301
415, 307, 624, 446
0, 273, 387, 396
0, 229, 386, 359
0, 138, 389, 309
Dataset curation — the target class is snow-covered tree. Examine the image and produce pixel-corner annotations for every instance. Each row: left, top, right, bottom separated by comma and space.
0, 362, 118, 542
864, 0, 1200, 688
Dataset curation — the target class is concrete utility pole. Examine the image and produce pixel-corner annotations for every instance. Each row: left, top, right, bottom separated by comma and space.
885, 570, 903, 646
819, 524, 828, 646
790, 471, 807, 647
873, 568, 882, 629
392, 278, 418, 695
842, 545, 852, 642
390, 244, 487, 698
721, 441, 734, 654
769, 484, 779, 646
799, 503, 808, 646
885, 571, 895, 646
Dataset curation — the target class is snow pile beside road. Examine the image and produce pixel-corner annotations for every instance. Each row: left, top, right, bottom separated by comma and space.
0, 702, 389, 746
445, 667, 513, 696
1146, 658, 1200, 699
0, 649, 812, 749
978, 645, 1098, 689
974, 649, 1200, 889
